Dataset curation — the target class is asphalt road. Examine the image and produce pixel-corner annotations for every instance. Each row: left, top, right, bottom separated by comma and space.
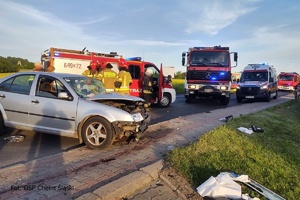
0, 92, 287, 169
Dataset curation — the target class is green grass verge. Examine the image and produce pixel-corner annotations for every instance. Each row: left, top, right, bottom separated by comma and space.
167, 100, 300, 199
172, 79, 185, 94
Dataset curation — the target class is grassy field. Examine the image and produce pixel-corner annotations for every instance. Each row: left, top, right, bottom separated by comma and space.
172, 79, 185, 94
167, 100, 300, 199
0, 73, 12, 78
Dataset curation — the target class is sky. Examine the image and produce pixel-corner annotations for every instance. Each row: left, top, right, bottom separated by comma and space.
0, 0, 300, 73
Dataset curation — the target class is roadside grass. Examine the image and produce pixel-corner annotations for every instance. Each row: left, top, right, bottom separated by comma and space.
0, 73, 12, 78
167, 100, 300, 199
172, 79, 184, 94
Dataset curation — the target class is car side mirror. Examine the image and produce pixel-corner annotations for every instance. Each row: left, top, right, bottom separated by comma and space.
58, 92, 72, 100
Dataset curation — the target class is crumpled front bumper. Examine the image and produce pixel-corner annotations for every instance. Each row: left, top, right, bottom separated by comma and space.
138, 114, 151, 133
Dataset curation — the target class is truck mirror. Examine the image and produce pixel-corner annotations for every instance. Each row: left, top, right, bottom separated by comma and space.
234, 52, 238, 62
182, 52, 186, 66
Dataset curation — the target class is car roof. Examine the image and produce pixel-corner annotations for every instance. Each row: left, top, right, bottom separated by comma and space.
12, 72, 84, 78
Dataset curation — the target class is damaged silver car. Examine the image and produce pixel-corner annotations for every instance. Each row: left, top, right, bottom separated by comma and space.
0, 72, 151, 149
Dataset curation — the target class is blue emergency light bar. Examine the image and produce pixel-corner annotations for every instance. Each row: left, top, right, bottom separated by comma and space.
126, 57, 142, 61
54, 52, 60, 57
193, 46, 229, 50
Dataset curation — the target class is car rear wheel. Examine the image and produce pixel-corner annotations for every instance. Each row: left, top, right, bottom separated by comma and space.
159, 93, 171, 108
82, 117, 114, 150
0, 113, 6, 135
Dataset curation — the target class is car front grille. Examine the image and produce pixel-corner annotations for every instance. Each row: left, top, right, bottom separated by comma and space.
241, 87, 260, 95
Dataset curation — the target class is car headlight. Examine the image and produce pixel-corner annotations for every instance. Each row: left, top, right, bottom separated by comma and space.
261, 85, 268, 89
220, 86, 228, 90
131, 113, 144, 122
236, 85, 241, 89
188, 85, 196, 89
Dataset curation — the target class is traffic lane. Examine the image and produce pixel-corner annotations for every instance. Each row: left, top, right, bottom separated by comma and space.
0, 92, 286, 169
0, 128, 81, 169
149, 94, 238, 124
149, 92, 287, 124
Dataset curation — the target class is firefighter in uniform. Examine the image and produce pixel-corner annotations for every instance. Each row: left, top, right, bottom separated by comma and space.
99, 63, 117, 92
143, 68, 153, 108
33, 62, 44, 71
115, 58, 132, 95
82, 60, 101, 79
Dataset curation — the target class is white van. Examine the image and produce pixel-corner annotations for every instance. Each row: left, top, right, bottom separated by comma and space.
236, 63, 278, 102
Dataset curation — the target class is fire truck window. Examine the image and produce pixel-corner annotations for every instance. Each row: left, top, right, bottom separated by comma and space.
146, 66, 159, 78
128, 65, 141, 79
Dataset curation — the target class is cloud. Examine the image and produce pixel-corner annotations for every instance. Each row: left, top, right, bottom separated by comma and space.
128, 40, 188, 46
75, 17, 108, 25
173, 0, 259, 35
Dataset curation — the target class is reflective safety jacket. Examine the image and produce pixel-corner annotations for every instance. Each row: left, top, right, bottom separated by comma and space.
82, 70, 101, 79
115, 70, 132, 94
99, 68, 117, 92
143, 75, 152, 94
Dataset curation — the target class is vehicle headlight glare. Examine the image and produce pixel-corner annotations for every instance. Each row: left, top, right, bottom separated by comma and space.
261, 85, 268, 89
188, 85, 196, 89
132, 113, 143, 122
220, 86, 227, 90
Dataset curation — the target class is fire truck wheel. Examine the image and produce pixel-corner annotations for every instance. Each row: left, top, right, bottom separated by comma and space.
185, 96, 194, 103
273, 91, 278, 99
159, 93, 171, 108
220, 96, 230, 106
0, 112, 7, 135
82, 117, 114, 150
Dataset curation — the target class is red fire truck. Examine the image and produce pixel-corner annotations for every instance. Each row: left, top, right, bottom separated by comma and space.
278, 72, 300, 91
41, 47, 176, 107
182, 46, 238, 105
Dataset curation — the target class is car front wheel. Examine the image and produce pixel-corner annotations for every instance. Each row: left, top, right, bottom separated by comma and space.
82, 117, 114, 150
159, 93, 171, 108
0, 113, 7, 135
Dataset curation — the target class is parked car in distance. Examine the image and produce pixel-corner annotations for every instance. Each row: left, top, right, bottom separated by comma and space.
0, 72, 151, 149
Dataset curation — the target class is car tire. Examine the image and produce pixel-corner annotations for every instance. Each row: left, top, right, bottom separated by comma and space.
159, 93, 171, 108
265, 92, 271, 102
236, 96, 243, 103
0, 112, 7, 135
185, 96, 193, 103
220, 96, 230, 106
82, 117, 114, 150
273, 90, 278, 99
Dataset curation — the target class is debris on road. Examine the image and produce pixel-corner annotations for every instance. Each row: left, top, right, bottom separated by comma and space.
101, 158, 116, 163
237, 127, 254, 134
197, 172, 261, 200
4, 135, 25, 143
219, 115, 233, 122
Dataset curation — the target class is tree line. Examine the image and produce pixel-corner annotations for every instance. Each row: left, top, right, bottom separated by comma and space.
0, 56, 34, 73
174, 71, 186, 79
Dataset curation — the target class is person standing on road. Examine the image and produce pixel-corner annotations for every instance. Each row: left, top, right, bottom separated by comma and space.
115, 58, 132, 95
99, 63, 117, 92
33, 62, 44, 71
143, 68, 153, 108
82, 60, 101, 79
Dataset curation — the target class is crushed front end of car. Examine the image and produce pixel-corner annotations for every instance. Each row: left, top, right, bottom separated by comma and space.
90, 95, 151, 141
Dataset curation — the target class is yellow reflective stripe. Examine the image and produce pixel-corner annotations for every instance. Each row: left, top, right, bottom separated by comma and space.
104, 72, 116, 78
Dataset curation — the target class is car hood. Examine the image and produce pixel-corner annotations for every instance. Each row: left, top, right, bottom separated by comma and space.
87, 93, 145, 102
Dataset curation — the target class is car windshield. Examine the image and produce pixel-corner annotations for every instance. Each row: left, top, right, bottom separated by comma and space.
279, 75, 293, 81
189, 51, 229, 67
64, 76, 105, 98
240, 72, 268, 82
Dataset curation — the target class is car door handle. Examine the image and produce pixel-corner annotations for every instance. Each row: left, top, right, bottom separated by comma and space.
0, 94, 5, 98
31, 100, 39, 104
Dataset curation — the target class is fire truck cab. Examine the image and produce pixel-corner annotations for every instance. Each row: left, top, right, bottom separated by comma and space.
41, 48, 176, 108
236, 63, 278, 102
278, 72, 299, 91
182, 46, 238, 105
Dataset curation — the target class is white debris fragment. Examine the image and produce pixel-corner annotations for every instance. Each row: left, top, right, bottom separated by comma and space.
238, 127, 253, 134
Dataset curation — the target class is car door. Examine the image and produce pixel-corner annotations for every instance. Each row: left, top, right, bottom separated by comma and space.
28, 75, 78, 136
0, 74, 35, 127
128, 64, 143, 97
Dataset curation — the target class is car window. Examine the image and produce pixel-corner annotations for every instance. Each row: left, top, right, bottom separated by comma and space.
128, 65, 141, 79
146, 66, 160, 78
36, 75, 70, 100
0, 75, 35, 95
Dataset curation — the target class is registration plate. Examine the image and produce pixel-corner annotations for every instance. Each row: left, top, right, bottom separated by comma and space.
204, 89, 213, 93
246, 96, 254, 99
